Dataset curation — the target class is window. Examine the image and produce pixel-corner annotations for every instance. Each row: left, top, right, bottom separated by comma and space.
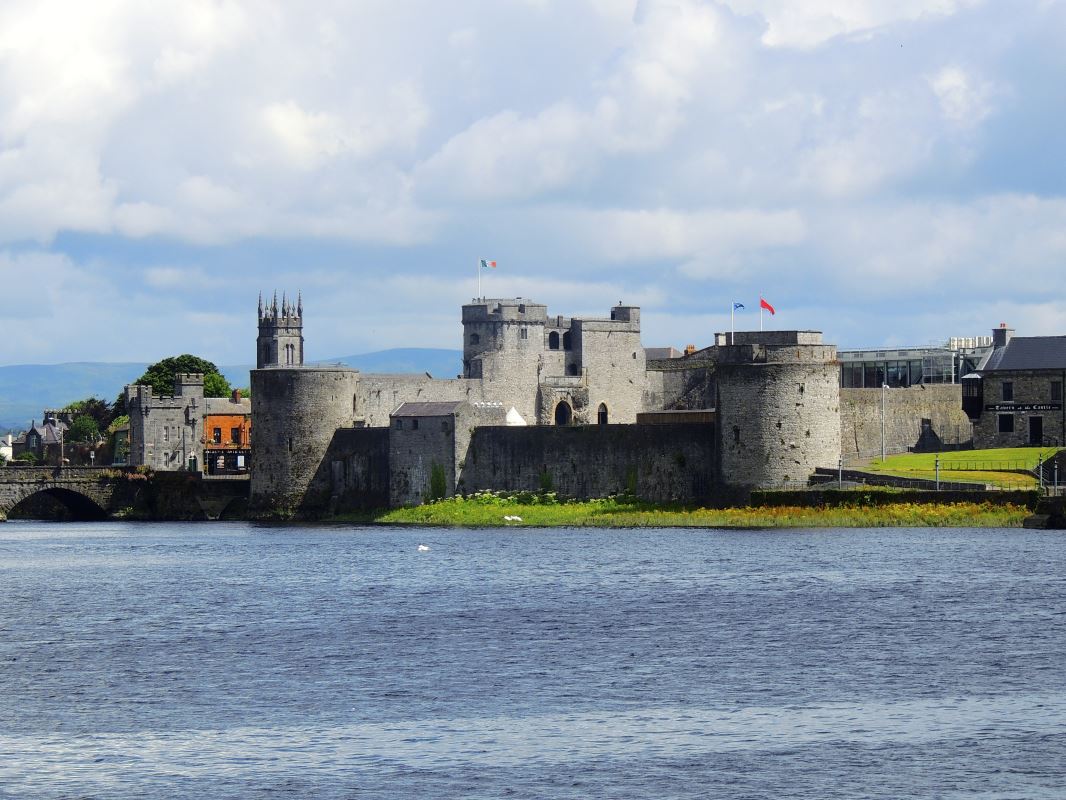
394, 419, 403, 430
212, 427, 222, 444
412, 418, 419, 430
163, 427, 169, 443
230, 427, 241, 445
520, 328, 528, 340
563, 331, 572, 351
1002, 381, 1014, 401
567, 363, 579, 376
998, 414, 1014, 434
470, 333, 480, 346
548, 331, 560, 350
597, 403, 608, 425
1053, 381, 1063, 403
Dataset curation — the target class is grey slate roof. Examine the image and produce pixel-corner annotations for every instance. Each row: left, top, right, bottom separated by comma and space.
392, 401, 464, 417
205, 397, 252, 414
980, 336, 1066, 372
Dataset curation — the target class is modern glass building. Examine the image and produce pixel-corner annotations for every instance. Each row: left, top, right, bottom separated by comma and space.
839, 338, 992, 389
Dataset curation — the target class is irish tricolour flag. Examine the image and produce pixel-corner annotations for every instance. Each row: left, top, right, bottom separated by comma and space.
480, 259, 497, 269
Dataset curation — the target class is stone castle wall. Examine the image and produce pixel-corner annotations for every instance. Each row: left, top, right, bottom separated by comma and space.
645, 357, 717, 411
356, 374, 484, 427
840, 385, 972, 462
460, 423, 716, 503
322, 427, 390, 511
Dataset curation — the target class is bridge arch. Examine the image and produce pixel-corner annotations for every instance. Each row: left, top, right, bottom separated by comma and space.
4, 486, 109, 521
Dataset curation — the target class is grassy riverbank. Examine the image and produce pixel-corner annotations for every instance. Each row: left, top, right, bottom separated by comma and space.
864, 447, 1061, 489
336, 493, 1030, 528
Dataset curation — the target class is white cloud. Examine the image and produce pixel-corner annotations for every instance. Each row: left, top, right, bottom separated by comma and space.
929, 65, 996, 126
720, 0, 984, 49
562, 207, 807, 267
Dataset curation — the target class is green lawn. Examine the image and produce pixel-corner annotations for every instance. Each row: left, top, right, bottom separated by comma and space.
865, 447, 1062, 489
331, 493, 1030, 528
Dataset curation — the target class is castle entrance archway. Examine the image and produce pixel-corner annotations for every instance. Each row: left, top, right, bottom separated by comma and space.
554, 401, 573, 426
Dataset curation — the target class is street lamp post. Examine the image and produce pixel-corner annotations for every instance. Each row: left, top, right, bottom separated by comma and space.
881, 383, 888, 463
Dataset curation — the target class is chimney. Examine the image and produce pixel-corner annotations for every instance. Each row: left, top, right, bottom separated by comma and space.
232, 388, 241, 403
992, 323, 1014, 349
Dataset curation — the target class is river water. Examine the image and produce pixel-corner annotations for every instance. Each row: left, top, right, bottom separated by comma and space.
1, 521, 1064, 799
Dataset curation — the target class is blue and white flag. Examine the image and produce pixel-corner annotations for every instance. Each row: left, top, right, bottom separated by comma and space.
733, 302, 745, 310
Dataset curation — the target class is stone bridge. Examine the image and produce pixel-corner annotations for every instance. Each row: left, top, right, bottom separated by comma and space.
0, 467, 251, 521
0, 466, 143, 520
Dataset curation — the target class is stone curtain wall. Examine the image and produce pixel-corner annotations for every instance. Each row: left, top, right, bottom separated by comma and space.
840, 385, 972, 463
460, 423, 716, 503
356, 374, 484, 428
324, 428, 390, 511
645, 358, 717, 411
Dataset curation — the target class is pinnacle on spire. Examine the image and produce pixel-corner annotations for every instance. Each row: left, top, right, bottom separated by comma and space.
258, 291, 263, 318
282, 291, 288, 317
297, 290, 302, 317
272, 291, 278, 318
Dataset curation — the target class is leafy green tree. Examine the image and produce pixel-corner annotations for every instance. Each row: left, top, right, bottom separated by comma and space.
63, 397, 113, 429
116, 354, 232, 411
67, 415, 101, 443
15, 451, 37, 464
204, 372, 232, 398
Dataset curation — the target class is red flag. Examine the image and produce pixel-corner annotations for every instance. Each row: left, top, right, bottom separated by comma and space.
760, 297, 775, 315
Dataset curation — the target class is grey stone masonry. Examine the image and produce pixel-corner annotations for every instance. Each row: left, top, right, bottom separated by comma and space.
125, 373, 205, 471
973, 370, 1066, 448
714, 331, 840, 488
250, 366, 361, 513
841, 385, 972, 462
389, 400, 506, 506
257, 291, 304, 368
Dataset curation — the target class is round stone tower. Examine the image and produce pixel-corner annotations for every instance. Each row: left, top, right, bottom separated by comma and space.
250, 366, 361, 514
714, 330, 840, 489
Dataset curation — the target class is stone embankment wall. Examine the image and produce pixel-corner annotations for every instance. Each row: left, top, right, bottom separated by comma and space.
840, 385, 971, 463
459, 423, 716, 503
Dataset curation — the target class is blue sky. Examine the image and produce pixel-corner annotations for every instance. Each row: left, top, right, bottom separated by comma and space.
2, 0, 1065, 365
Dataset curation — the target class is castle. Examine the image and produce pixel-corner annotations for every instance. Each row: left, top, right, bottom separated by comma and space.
249, 293, 843, 514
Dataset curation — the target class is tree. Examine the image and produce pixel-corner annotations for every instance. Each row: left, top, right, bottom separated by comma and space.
116, 354, 233, 411
15, 451, 37, 464
63, 397, 113, 429
67, 415, 101, 444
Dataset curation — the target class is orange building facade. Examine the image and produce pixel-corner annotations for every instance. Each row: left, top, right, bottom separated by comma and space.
203, 392, 252, 475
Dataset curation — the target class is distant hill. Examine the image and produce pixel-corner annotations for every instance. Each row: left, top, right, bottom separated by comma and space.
0, 349, 463, 432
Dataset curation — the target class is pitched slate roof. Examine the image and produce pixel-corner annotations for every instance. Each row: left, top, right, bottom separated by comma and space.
980, 336, 1066, 372
392, 401, 464, 417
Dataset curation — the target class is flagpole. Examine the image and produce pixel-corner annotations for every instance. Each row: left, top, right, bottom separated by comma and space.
730, 303, 734, 345
760, 304, 764, 332
477, 258, 481, 300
